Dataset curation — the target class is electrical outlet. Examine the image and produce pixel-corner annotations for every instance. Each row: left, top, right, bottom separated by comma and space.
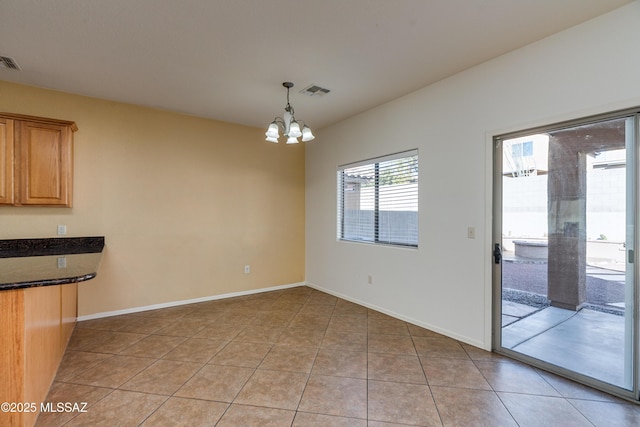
367, 275, 373, 285
244, 265, 250, 274
57, 225, 67, 236
57, 257, 67, 268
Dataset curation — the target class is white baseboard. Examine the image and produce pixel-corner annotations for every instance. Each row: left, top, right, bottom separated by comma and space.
78, 282, 306, 321
305, 281, 485, 349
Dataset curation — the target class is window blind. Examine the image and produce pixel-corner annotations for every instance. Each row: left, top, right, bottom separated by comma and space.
337, 149, 418, 247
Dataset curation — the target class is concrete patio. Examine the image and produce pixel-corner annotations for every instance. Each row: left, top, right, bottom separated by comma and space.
501, 262, 630, 390
502, 304, 627, 388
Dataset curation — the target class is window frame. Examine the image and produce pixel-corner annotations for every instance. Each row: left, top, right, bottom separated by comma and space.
337, 149, 418, 248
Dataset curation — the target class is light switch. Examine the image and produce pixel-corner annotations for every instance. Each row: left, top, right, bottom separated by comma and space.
467, 226, 475, 239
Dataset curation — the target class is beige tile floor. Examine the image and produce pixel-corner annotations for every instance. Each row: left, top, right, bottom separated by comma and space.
36, 286, 640, 426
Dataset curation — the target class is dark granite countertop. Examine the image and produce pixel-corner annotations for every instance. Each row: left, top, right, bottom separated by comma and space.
0, 237, 104, 290
0, 236, 104, 258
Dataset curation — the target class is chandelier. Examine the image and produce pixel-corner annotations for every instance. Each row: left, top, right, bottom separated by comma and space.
265, 82, 315, 144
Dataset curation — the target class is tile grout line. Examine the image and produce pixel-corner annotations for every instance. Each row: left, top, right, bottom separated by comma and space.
37, 287, 631, 426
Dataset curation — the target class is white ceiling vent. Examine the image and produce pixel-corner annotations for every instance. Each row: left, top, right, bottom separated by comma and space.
0, 56, 21, 70
300, 84, 330, 97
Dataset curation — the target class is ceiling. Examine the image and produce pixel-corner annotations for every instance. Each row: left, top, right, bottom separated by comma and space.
0, 0, 632, 130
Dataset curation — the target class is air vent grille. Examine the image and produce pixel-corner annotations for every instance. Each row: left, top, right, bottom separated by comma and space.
0, 56, 21, 70
300, 84, 330, 97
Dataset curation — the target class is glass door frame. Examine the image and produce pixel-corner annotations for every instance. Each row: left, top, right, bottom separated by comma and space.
491, 108, 640, 402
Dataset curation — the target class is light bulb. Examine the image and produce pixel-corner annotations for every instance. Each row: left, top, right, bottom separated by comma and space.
301, 125, 315, 141
288, 121, 302, 138
265, 121, 280, 140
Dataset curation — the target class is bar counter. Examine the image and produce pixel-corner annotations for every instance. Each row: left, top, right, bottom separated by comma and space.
0, 236, 104, 427
0, 236, 104, 290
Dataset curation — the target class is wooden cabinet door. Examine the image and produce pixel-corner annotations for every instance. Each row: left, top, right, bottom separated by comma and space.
24, 286, 62, 427
0, 290, 25, 427
17, 121, 73, 206
0, 118, 14, 205
60, 283, 78, 348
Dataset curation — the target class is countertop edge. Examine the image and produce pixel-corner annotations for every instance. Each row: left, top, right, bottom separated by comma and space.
0, 272, 98, 291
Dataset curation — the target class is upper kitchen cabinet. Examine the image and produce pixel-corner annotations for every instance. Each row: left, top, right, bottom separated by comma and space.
0, 117, 14, 205
0, 113, 77, 207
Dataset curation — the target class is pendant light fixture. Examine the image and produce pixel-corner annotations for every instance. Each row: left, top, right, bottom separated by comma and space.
265, 82, 315, 144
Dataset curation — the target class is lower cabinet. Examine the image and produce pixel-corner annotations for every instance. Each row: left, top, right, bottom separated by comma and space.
61, 283, 78, 346
0, 284, 77, 427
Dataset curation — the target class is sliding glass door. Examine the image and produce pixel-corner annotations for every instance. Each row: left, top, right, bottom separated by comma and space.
493, 111, 638, 399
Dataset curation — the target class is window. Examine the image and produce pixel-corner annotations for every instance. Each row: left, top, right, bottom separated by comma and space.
512, 140, 533, 157
337, 150, 418, 247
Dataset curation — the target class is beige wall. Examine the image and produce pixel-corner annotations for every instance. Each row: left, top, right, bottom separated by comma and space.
0, 81, 305, 316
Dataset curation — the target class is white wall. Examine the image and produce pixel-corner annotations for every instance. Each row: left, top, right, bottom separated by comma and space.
305, 2, 640, 349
